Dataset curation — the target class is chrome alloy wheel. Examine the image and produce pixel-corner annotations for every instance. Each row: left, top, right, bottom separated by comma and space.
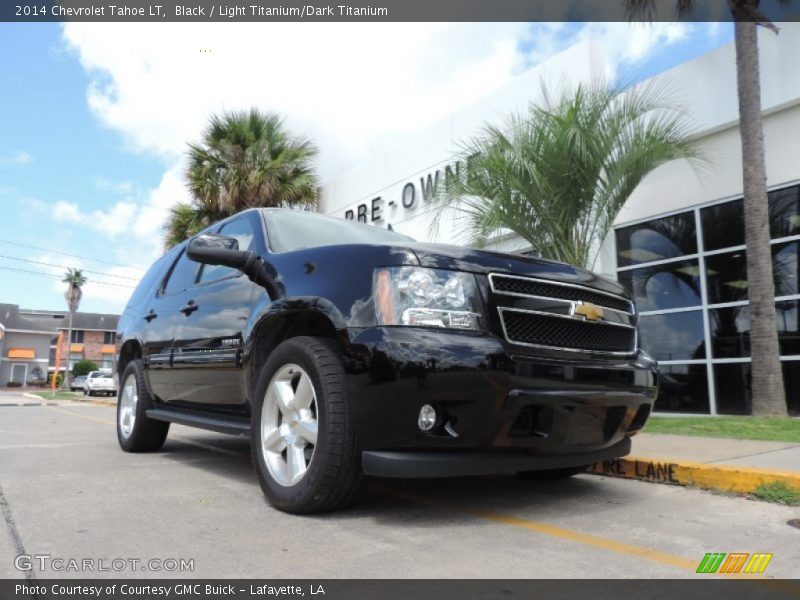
118, 374, 138, 439
261, 364, 318, 487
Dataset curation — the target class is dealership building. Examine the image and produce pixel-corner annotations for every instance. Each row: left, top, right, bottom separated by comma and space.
319, 27, 800, 416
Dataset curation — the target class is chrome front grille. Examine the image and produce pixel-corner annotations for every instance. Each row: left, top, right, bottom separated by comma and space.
489, 273, 637, 355
490, 273, 634, 313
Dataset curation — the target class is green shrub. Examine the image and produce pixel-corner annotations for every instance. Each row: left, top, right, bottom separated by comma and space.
72, 359, 99, 377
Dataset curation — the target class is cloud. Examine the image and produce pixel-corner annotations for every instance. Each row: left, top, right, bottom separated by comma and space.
34, 252, 142, 311
0, 150, 33, 165
61, 23, 532, 181
95, 177, 134, 194
61, 22, 716, 184
53, 199, 139, 237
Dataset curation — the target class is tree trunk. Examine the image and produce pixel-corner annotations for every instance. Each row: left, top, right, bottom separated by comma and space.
733, 21, 786, 416
63, 310, 74, 390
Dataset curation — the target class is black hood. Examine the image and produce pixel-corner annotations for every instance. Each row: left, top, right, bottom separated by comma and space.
402, 242, 626, 297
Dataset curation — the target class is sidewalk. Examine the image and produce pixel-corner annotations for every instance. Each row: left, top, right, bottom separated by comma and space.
588, 432, 800, 495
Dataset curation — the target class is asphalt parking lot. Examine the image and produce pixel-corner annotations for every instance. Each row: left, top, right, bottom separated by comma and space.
1, 398, 799, 580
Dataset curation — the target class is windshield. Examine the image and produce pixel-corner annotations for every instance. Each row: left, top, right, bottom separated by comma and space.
265, 209, 415, 253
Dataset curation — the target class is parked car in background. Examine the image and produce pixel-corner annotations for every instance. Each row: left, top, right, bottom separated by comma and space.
70, 375, 87, 391
114, 208, 657, 514
84, 370, 116, 396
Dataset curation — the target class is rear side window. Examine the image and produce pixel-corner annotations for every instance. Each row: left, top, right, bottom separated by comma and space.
125, 251, 177, 308
162, 249, 200, 296
197, 217, 256, 284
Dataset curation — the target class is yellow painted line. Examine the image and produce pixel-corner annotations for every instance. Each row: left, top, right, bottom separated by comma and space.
44, 405, 798, 587
47, 404, 114, 426
371, 485, 698, 572
588, 454, 800, 494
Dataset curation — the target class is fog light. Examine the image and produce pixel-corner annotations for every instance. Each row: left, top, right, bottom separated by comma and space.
418, 404, 437, 432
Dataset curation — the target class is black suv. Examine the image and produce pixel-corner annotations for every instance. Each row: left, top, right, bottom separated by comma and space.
115, 208, 657, 513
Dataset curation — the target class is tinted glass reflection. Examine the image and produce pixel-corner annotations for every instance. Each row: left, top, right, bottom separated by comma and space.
638, 311, 706, 361
772, 241, 798, 297
783, 361, 800, 416
617, 260, 702, 311
776, 300, 799, 355
654, 364, 710, 414
615, 212, 697, 267
710, 305, 750, 358
705, 251, 747, 304
701, 199, 744, 251
769, 185, 800, 239
714, 363, 751, 415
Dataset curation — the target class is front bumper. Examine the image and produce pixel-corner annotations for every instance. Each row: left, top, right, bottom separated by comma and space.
343, 327, 657, 478
87, 384, 117, 392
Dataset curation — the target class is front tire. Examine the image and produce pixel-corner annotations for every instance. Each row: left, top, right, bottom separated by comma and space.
251, 337, 362, 514
116, 360, 170, 452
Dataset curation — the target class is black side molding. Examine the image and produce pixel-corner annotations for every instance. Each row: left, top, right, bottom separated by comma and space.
361, 438, 631, 478
146, 408, 250, 437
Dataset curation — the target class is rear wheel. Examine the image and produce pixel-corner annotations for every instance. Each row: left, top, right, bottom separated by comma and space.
517, 465, 589, 479
251, 336, 362, 514
116, 360, 170, 452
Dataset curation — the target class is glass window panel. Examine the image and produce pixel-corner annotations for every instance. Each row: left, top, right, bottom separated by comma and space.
654, 364, 710, 414
618, 260, 702, 311
615, 211, 697, 267
769, 185, 800, 239
783, 361, 800, 416
638, 311, 706, 361
705, 251, 748, 304
713, 363, 751, 415
162, 250, 199, 296
709, 300, 799, 357
701, 199, 744, 251
772, 241, 799, 297
710, 305, 750, 358
776, 300, 800, 356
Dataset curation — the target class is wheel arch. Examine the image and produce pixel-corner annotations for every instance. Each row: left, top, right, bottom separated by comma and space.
116, 339, 142, 380
244, 308, 345, 403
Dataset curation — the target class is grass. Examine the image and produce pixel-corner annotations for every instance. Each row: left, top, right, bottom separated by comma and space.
28, 390, 85, 401
644, 416, 800, 444
752, 482, 800, 506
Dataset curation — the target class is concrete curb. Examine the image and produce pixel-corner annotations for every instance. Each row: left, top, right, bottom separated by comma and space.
21, 392, 117, 408
588, 454, 800, 495
72, 396, 117, 408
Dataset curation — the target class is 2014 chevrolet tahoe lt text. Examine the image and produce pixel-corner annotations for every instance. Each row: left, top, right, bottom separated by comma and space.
114, 208, 657, 513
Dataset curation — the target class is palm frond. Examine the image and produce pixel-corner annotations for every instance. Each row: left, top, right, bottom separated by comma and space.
435, 78, 704, 267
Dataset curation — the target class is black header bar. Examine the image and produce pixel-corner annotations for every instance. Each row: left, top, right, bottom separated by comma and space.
3, 0, 799, 22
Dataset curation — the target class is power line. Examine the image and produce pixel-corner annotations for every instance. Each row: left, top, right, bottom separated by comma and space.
0, 167, 175, 214
0, 254, 140, 281
0, 265, 136, 289
0, 238, 146, 271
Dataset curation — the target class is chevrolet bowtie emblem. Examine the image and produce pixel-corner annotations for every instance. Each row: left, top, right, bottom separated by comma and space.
574, 302, 605, 321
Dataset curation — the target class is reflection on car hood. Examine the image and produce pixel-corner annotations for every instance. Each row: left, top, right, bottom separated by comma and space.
400, 242, 626, 296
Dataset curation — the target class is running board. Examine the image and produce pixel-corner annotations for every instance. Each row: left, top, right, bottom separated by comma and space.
146, 408, 251, 436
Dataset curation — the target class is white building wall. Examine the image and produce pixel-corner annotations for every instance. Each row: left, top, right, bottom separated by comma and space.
320, 25, 800, 277
319, 40, 607, 246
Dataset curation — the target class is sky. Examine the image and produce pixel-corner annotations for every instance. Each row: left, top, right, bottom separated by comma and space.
0, 21, 734, 314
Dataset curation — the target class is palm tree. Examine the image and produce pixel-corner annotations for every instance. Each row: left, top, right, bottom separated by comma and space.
625, 3, 787, 415
163, 203, 208, 248
164, 109, 319, 248
62, 268, 87, 391
438, 79, 702, 268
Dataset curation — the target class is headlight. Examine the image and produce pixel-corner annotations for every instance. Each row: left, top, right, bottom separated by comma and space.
374, 267, 483, 330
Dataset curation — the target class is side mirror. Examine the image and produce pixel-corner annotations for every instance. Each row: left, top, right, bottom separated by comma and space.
187, 233, 280, 297
187, 233, 250, 270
